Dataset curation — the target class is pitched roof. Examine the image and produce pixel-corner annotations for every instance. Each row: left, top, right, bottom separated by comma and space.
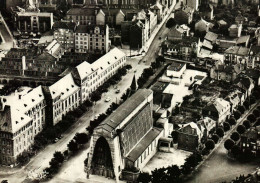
67, 8, 96, 16
234, 76, 254, 90
49, 73, 79, 100
96, 89, 153, 134
205, 31, 218, 42
75, 47, 126, 81
53, 21, 77, 30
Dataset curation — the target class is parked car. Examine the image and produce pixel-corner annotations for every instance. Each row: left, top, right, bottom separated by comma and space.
105, 97, 111, 102
115, 89, 120, 93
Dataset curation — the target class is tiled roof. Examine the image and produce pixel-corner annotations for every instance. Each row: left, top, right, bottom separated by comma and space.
67, 8, 96, 16
167, 62, 186, 71
53, 21, 77, 30
205, 31, 218, 42
75, 47, 126, 81
49, 73, 79, 100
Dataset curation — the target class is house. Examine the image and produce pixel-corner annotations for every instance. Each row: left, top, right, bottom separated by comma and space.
150, 81, 169, 105
229, 24, 242, 37
163, 37, 198, 60
245, 69, 260, 86
166, 62, 186, 78
199, 0, 214, 20
150, 1, 164, 22
177, 122, 204, 152
235, 13, 246, 24
234, 75, 254, 98
197, 117, 216, 137
53, 21, 77, 51
43, 73, 80, 126
174, 6, 194, 25
240, 126, 260, 157
195, 19, 214, 33
66, 8, 97, 25
224, 46, 251, 68
210, 64, 241, 82
202, 98, 231, 126
168, 24, 190, 41
225, 90, 241, 112
250, 45, 260, 68
183, 0, 199, 11
0, 86, 46, 165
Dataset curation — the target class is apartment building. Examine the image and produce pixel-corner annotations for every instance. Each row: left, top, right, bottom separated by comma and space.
72, 47, 126, 103
53, 21, 77, 51
0, 86, 46, 165
43, 73, 80, 126
75, 25, 109, 54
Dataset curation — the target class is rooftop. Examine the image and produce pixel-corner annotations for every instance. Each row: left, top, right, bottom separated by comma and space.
96, 89, 153, 134
167, 62, 186, 72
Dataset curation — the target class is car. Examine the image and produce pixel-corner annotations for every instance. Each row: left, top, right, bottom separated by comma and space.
115, 89, 120, 93
159, 36, 162, 40
105, 97, 111, 102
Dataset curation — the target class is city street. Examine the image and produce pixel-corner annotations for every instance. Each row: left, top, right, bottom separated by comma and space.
0, 59, 147, 183
185, 103, 260, 183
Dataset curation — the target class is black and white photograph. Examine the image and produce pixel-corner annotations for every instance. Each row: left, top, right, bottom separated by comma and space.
0, 0, 259, 183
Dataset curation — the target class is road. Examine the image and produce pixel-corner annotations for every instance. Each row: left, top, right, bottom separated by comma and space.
185, 103, 260, 183
0, 57, 148, 183
0, 2, 181, 182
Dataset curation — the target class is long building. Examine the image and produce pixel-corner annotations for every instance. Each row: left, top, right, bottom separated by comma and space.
87, 89, 165, 182
0, 86, 46, 165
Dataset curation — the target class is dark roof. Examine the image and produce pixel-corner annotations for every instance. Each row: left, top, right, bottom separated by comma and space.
234, 76, 253, 89
245, 69, 260, 79
151, 81, 169, 92
241, 126, 260, 140
205, 32, 218, 42
250, 45, 260, 56
216, 64, 241, 74
96, 89, 153, 134
67, 8, 96, 16
167, 62, 185, 71
53, 21, 77, 30
126, 128, 162, 162
75, 24, 106, 33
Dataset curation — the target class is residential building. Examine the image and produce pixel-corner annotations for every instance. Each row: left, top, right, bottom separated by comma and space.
229, 24, 242, 37
53, 21, 77, 51
72, 47, 126, 103
250, 45, 260, 68
75, 25, 109, 54
240, 126, 260, 157
174, 6, 194, 25
166, 62, 186, 78
210, 64, 241, 82
167, 24, 190, 41
197, 117, 216, 137
12, 8, 53, 34
234, 75, 254, 98
87, 89, 166, 182
195, 19, 214, 33
202, 98, 231, 126
66, 8, 97, 25
177, 122, 204, 152
199, 0, 214, 20
43, 73, 80, 126
0, 86, 46, 165
183, 0, 199, 11
225, 90, 241, 112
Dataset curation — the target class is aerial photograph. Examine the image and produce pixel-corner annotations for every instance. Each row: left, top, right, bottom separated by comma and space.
0, 0, 259, 183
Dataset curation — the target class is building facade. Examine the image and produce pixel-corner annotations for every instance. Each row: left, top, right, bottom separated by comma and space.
0, 86, 46, 165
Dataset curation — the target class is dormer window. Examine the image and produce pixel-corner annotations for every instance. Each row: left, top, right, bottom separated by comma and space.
115, 56, 117, 59
32, 99, 35, 102
52, 91, 55, 94
108, 61, 110, 64
39, 94, 42, 97
71, 85, 74, 88
91, 68, 94, 71
24, 104, 27, 107
66, 88, 69, 91
16, 121, 19, 124
21, 117, 24, 120
61, 92, 64, 95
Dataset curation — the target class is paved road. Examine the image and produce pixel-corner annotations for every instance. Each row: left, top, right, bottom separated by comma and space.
185, 103, 260, 183
0, 57, 147, 183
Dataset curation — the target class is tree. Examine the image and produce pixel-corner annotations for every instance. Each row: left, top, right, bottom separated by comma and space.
85, 100, 93, 108
224, 139, 235, 151
74, 133, 89, 145
242, 120, 251, 129
166, 18, 176, 28
167, 165, 181, 181
216, 127, 225, 138
234, 110, 241, 120
49, 158, 60, 170
243, 100, 249, 109
90, 91, 101, 103
211, 134, 220, 144
205, 139, 215, 150
236, 125, 246, 134
231, 145, 241, 158
17, 152, 30, 165
223, 122, 231, 132
230, 132, 240, 142
53, 151, 64, 164
171, 131, 178, 143
67, 140, 78, 153
238, 105, 246, 114
253, 109, 260, 118
174, 105, 180, 115
228, 117, 236, 126
137, 172, 151, 183
130, 75, 137, 92
250, 96, 256, 104
247, 114, 256, 123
